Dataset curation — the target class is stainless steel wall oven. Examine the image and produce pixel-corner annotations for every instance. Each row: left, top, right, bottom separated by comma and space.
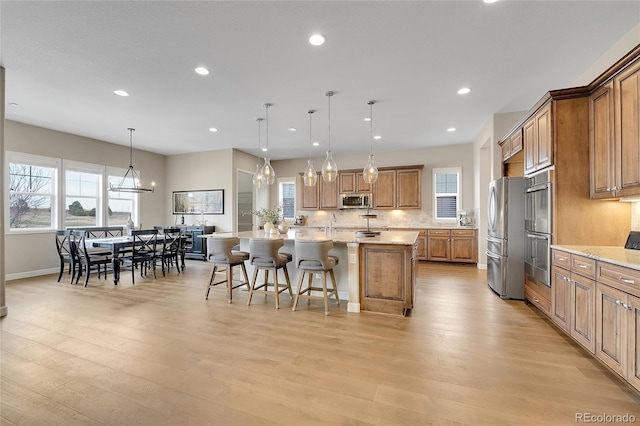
524, 171, 552, 287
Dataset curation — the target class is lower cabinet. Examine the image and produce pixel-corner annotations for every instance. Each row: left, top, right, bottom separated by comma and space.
183, 225, 215, 260
359, 243, 414, 316
550, 248, 640, 392
426, 229, 477, 263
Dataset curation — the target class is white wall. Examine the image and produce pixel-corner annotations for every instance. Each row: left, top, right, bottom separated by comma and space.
5, 121, 166, 278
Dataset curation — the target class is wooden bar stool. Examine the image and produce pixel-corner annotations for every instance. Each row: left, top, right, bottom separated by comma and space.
293, 240, 340, 315
247, 238, 293, 309
206, 237, 250, 303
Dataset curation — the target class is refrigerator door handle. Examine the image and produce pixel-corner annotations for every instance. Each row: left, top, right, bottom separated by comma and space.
486, 250, 502, 260
487, 236, 503, 243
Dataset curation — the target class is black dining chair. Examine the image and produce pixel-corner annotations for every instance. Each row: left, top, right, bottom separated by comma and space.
55, 230, 77, 283
73, 231, 112, 287
120, 229, 158, 283
158, 227, 182, 276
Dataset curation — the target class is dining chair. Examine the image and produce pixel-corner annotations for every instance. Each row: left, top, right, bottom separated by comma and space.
55, 230, 77, 283
73, 231, 112, 287
158, 227, 182, 276
120, 229, 158, 283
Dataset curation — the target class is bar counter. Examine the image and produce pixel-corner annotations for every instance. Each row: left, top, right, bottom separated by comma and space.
207, 229, 419, 315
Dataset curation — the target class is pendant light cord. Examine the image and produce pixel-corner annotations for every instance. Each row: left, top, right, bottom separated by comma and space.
265, 103, 270, 155
128, 128, 135, 168
326, 91, 333, 151
308, 109, 315, 159
369, 102, 374, 156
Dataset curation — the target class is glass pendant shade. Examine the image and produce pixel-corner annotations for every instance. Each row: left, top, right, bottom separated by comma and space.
322, 150, 338, 182
262, 157, 276, 185
363, 154, 379, 184
252, 162, 265, 189
303, 160, 318, 186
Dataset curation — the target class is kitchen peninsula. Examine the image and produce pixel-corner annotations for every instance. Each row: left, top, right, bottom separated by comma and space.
209, 229, 419, 316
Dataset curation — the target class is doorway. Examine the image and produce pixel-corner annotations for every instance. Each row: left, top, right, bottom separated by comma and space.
237, 170, 253, 232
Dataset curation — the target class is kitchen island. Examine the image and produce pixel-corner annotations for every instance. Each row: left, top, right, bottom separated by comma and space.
207, 229, 419, 315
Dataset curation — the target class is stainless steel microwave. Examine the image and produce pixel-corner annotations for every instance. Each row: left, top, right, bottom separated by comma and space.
339, 193, 372, 209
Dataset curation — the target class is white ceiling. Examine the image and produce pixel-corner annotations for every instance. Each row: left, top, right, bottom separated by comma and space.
1, 1, 639, 160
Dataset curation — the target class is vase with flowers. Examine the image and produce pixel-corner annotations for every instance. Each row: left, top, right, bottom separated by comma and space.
243, 205, 283, 234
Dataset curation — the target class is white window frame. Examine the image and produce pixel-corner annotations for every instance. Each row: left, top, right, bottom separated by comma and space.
433, 167, 461, 221
107, 166, 140, 226
63, 160, 104, 228
278, 177, 296, 220
6, 151, 60, 234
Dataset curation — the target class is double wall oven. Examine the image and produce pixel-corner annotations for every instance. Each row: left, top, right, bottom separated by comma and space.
524, 171, 552, 287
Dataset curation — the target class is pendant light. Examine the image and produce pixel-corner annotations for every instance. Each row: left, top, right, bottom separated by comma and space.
321, 91, 338, 182
303, 109, 318, 187
362, 100, 379, 184
261, 103, 276, 185
109, 128, 155, 193
252, 118, 265, 189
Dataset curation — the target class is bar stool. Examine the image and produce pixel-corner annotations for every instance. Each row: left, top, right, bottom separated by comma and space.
206, 237, 250, 303
293, 240, 340, 315
247, 238, 293, 309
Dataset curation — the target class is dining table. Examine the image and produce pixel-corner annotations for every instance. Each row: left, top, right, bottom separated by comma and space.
89, 235, 187, 285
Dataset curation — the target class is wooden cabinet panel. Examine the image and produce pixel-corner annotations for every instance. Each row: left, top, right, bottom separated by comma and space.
373, 170, 396, 209
510, 131, 523, 156
552, 266, 571, 332
319, 178, 339, 210
523, 117, 537, 174
615, 60, 640, 197
628, 294, 640, 391
339, 172, 356, 193
396, 169, 421, 209
300, 177, 319, 210
417, 231, 427, 261
536, 103, 553, 171
427, 236, 450, 261
501, 141, 510, 162
356, 174, 372, 193
571, 274, 596, 354
552, 249, 571, 269
426, 229, 477, 263
589, 82, 616, 199
525, 274, 551, 317
450, 235, 477, 263
571, 254, 596, 280
596, 283, 627, 376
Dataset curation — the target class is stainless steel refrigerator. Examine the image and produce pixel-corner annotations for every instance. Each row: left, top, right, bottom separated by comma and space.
486, 177, 525, 299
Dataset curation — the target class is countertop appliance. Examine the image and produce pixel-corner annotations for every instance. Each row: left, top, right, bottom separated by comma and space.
339, 193, 372, 209
487, 176, 526, 299
524, 171, 552, 288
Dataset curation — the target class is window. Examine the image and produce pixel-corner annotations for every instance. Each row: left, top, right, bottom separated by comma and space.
433, 167, 461, 220
107, 168, 138, 226
278, 178, 296, 220
64, 161, 103, 228
8, 152, 59, 231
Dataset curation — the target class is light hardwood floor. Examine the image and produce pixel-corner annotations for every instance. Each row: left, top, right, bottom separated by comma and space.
2, 261, 640, 425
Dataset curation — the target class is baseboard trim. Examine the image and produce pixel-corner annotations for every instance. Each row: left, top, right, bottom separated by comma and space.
7, 267, 58, 281
347, 302, 360, 313
477, 263, 487, 270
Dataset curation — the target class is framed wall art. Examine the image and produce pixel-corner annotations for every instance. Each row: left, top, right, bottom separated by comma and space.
172, 189, 224, 214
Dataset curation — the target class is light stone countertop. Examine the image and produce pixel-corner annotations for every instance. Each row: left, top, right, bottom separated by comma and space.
551, 245, 640, 271
208, 229, 419, 246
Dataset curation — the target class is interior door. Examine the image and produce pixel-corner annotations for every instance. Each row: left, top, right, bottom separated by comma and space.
237, 171, 254, 232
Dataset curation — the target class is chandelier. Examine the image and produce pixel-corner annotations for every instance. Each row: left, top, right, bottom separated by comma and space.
109, 128, 155, 193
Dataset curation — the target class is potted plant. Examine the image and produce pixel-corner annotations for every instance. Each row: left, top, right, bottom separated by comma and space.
244, 205, 283, 233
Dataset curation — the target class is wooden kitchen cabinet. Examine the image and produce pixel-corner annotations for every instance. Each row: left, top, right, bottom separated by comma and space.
396, 168, 421, 209
417, 230, 427, 260
319, 177, 339, 210
300, 174, 319, 210
524, 101, 553, 175
339, 172, 372, 194
590, 57, 640, 199
500, 129, 524, 162
427, 229, 477, 263
596, 282, 628, 376
373, 170, 396, 209
552, 265, 572, 333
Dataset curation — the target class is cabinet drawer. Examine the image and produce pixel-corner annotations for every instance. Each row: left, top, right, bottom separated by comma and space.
597, 262, 640, 297
525, 275, 551, 317
428, 229, 450, 236
552, 250, 571, 269
451, 229, 475, 237
570, 254, 596, 280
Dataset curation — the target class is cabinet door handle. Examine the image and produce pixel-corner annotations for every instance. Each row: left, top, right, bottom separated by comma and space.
557, 257, 566, 261
577, 264, 587, 269
620, 277, 635, 285
622, 303, 630, 310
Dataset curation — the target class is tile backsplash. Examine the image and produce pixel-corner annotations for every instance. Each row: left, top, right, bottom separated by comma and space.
633, 203, 640, 231
297, 209, 477, 229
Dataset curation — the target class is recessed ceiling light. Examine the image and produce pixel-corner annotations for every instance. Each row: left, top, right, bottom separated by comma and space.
195, 67, 210, 76
363, 117, 371, 122
209, 127, 218, 132
309, 34, 325, 46
457, 87, 471, 95
483, 0, 499, 4
113, 90, 129, 97
9, 102, 18, 106
447, 127, 457, 132
312, 142, 319, 146
288, 127, 297, 132
373, 135, 382, 140
261, 147, 268, 152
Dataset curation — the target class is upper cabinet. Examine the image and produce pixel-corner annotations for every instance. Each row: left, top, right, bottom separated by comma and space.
373, 166, 422, 210
590, 57, 640, 199
339, 172, 372, 194
319, 177, 339, 210
300, 176, 320, 210
500, 129, 523, 162
524, 101, 553, 175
